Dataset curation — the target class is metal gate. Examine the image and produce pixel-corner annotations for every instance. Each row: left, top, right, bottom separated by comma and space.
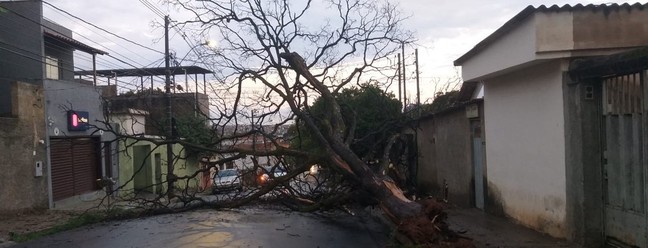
602, 72, 648, 247
50, 137, 101, 201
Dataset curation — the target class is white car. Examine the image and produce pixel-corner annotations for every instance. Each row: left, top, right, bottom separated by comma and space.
212, 169, 242, 193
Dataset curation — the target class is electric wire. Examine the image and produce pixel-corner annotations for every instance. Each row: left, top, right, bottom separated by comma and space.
42, 1, 163, 55
2, 5, 170, 85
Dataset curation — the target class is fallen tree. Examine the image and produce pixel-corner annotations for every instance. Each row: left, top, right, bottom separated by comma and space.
92, 0, 473, 246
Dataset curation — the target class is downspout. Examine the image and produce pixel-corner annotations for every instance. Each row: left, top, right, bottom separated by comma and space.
43, 81, 54, 208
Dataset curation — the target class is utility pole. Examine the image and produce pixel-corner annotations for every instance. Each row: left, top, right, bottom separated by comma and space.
415, 48, 420, 117
164, 15, 175, 199
397, 53, 402, 106
401, 42, 407, 111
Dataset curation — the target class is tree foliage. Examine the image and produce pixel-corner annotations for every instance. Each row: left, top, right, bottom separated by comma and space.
290, 84, 402, 160
421, 90, 460, 114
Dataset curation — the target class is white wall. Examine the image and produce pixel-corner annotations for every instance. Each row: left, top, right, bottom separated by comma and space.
461, 15, 537, 82
483, 60, 567, 237
110, 114, 146, 136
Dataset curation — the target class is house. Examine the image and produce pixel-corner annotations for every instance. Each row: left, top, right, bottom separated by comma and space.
415, 84, 484, 208
0, 0, 115, 211
453, 3, 648, 247
108, 107, 201, 196
89, 67, 213, 196
76, 66, 212, 137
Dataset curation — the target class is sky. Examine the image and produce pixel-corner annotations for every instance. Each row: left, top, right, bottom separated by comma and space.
42, 0, 635, 105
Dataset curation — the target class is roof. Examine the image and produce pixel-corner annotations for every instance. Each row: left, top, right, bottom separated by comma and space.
44, 30, 108, 55
456, 81, 478, 102
569, 46, 648, 80
417, 98, 484, 122
74, 66, 213, 77
454, 3, 648, 66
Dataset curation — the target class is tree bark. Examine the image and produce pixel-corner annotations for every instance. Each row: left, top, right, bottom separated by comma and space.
280, 52, 421, 221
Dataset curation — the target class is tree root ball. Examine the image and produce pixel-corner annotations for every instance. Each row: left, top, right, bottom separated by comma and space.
397, 199, 475, 248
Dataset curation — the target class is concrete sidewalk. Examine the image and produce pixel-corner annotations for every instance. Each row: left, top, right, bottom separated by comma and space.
446, 208, 577, 248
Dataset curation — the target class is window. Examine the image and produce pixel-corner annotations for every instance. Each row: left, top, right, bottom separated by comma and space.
45, 56, 60, 79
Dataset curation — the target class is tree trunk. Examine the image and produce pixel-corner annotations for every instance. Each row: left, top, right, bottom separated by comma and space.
280, 52, 421, 221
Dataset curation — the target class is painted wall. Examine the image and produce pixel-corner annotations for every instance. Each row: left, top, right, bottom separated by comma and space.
462, 7, 648, 83
117, 138, 199, 197
572, 7, 648, 50
43, 79, 107, 139
0, 82, 49, 212
42, 19, 75, 81
536, 8, 648, 53
0, 1, 44, 115
108, 93, 210, 136
110, 113, 147, 136
461, 15, 537, 82
483, 60, 567, 237
535, 11, 574, 52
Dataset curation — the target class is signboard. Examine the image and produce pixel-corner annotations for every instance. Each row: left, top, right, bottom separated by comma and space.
67, 110, 89, 131
465, 104, 479, 119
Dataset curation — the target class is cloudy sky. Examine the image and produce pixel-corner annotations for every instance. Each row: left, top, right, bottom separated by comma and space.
43, 0, 634, 104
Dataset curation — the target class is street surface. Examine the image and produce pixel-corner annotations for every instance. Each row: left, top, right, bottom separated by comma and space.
13, 205, 390, 248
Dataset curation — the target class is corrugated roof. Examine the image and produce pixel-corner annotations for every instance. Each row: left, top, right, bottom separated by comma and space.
569, 46, 648, 80
44, 30, 108, 55
74, 66, 213, 77
454, 3, 648, 66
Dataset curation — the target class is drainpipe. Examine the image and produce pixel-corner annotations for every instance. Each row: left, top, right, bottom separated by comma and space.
43, 84, 54, 209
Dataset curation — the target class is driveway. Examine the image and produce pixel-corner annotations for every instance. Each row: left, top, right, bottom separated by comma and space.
12, 205, 390, 248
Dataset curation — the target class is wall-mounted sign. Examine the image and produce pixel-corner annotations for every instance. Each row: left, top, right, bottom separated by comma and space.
67, 110, 89, 131
465, 104, 479, 119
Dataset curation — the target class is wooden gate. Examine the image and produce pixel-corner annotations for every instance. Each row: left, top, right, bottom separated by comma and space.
601, 72, 648, 247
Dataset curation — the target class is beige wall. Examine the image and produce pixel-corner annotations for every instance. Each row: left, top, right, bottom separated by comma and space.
483, 60, 567, 237
573, 8, 648, 50
463, 7, 648, 82
0, 82, 49, 212
535, 11, 574, 52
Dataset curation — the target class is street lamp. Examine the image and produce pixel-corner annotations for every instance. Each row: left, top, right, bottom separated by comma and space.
173, 39, 216, 115
175, 39, 217, 68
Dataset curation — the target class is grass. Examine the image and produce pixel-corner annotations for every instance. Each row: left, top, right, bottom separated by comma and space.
9, 208, 140, 243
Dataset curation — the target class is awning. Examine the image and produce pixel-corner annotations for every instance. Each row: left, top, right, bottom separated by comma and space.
74, 66, 213, 77
44, 30, 107, 55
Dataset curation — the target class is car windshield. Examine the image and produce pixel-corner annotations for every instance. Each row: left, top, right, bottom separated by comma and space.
218, 170, 237, 177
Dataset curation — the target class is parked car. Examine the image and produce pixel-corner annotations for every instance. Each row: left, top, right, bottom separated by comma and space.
212, 169, 242, 193
258, 166, 287, 186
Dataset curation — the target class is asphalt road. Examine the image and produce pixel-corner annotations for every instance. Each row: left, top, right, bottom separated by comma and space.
13, 205, 390, 248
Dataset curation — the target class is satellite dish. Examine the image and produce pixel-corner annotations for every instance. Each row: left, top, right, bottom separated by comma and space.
53, 127, 60, 136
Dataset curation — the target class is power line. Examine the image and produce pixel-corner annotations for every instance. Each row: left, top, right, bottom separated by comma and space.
0, 20, 132, 72
138, 0, 166, 18
42, 1, 163, 55
2, 5, 169, 83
